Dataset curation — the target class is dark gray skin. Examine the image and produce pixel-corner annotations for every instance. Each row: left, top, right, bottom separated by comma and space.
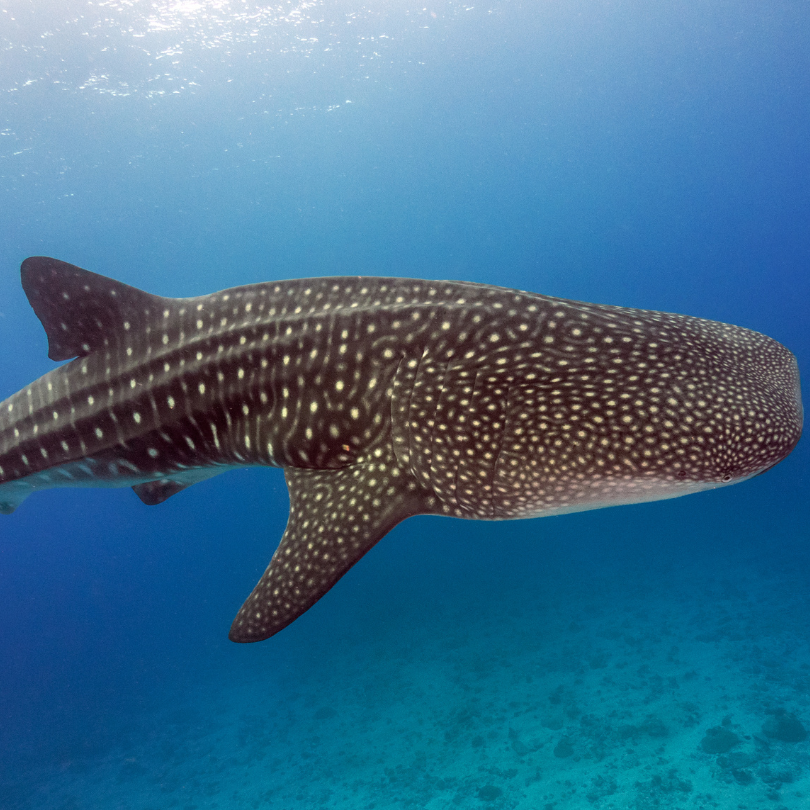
0, 257, 802, 641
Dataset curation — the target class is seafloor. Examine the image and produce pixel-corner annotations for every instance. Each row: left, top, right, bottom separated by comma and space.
4, 508, 809, 810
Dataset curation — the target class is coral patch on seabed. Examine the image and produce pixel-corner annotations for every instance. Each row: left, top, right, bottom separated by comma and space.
762, 710, 808, 743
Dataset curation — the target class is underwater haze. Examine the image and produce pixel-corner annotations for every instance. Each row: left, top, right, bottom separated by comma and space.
1, 1, 809, 808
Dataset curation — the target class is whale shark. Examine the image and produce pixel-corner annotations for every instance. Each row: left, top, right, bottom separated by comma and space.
0, 257, 802, 641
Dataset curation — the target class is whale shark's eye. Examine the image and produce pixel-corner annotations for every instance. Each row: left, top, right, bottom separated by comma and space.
677, 469, 687, 478
721, 473, 732, 483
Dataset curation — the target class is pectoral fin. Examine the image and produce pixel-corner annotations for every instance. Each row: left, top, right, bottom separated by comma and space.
229, 448, 435, 642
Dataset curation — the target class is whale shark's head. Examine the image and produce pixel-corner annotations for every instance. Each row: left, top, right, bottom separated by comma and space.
508, 303, 804, 518
472, 300, 803, 517
647, 314, 803, 488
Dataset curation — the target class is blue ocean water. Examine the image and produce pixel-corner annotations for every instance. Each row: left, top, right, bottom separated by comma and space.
1, 1, 809, 807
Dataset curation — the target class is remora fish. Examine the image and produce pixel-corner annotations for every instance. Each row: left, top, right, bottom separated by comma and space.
0, 257, 803, 642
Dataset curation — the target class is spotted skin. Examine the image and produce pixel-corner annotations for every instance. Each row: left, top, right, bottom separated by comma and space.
0, 257, 802, 642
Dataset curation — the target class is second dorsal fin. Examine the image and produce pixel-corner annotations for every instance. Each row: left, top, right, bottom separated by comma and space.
132, 480, 192, 506
20, 256, 169, 361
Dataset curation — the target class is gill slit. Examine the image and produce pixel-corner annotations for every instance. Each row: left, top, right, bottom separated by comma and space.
453, 369, 481, 515
389, 353, 407, 468
428, 359, 454, 492
488, 384, 511, 518
405, 346, 429, 480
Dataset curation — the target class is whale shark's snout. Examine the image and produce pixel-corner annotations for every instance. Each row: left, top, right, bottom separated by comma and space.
701, 324, 802, 483
758, 337, 803, 470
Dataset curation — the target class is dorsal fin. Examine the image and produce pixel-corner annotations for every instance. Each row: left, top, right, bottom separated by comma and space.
20, 256, 169, 361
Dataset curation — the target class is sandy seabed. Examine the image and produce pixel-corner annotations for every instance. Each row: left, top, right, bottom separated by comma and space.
5, 532, 810, 810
